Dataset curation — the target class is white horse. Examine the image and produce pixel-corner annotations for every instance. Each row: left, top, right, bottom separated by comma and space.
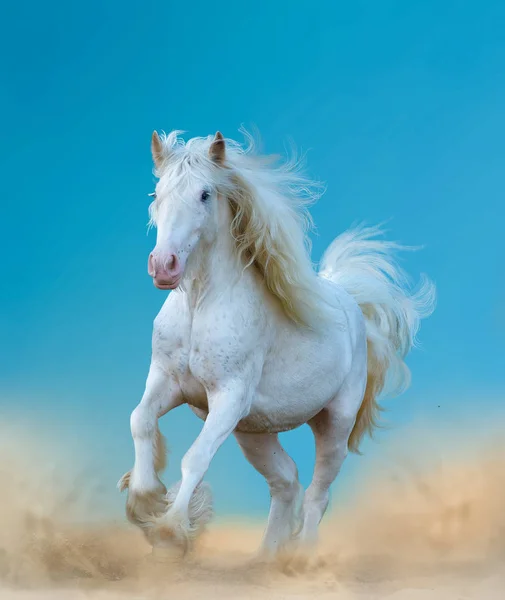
119, 129, 435, 560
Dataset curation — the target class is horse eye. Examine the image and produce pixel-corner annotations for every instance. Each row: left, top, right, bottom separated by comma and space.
148, 192, 157, 200
200, 190, 210, 202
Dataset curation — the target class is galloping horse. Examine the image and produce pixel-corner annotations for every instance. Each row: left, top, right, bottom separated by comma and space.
119, 129, 435, 560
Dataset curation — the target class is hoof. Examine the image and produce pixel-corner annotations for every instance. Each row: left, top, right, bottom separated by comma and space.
165, 481, 214, 536
146, 510, 192, 555
143, 482, 214, 553
125, 483, 168, 527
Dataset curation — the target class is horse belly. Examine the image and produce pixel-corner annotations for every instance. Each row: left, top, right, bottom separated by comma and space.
236, 330, 352, 434
235, 375, 340, 434
182, 375, 329, 433
236, 403, 320, 433
180, 377, 208, 411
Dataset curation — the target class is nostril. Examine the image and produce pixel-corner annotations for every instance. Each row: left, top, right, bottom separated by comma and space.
167, 254, 179, 272
148, 253, 156, 277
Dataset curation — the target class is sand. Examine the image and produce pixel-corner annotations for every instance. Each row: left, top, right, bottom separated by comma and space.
0, 421, 504, 599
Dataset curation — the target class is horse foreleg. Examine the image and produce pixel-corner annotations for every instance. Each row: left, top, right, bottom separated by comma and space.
118, 363, 182, 528
149, 385, 249, 553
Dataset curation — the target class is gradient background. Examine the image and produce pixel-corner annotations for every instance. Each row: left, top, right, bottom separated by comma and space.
1, 1, 504, 519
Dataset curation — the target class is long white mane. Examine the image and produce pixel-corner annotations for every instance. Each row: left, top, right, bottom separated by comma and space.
154, 129, 331, 328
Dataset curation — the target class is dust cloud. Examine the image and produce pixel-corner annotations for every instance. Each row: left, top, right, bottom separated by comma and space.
0, 417, 504, 599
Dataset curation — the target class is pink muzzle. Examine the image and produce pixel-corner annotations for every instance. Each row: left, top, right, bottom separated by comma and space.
148, 252, 182, 290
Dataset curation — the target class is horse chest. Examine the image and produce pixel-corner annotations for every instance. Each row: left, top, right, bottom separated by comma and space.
154, 331, 209, 407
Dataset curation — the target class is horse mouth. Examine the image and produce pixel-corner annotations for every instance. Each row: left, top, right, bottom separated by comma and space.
153, 277, 181, 290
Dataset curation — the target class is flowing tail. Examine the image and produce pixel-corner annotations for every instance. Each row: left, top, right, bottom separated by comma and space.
319, 225, 436, 453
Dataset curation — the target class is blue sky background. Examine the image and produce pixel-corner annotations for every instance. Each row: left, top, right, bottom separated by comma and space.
1, 1, 504, 519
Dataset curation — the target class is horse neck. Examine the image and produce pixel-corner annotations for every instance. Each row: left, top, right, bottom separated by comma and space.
184, 198, 242, 303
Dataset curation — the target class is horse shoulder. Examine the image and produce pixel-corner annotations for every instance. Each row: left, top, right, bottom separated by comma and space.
189, 289, 269, 392
151, 291, 192, 368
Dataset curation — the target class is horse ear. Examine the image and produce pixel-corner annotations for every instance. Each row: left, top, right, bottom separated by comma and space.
151, 131, 165, 169
209, 131, 225, 164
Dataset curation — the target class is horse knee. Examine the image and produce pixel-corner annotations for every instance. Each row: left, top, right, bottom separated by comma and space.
181, 443, 212, 476
130, 405, 166, 473
130, 404, 156, 439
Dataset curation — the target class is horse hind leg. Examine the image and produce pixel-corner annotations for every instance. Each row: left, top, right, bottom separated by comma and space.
295, 371, 366, 562
234, 431, 304, 561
